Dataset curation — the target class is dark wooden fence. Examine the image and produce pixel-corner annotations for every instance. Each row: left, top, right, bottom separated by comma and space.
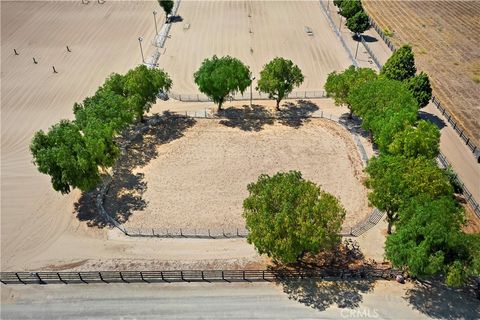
0, 268, 402, 285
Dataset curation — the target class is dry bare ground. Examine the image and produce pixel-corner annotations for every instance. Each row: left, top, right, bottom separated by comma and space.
159, 0, 352, 93
1, 1, 366, 271
109, 114, 371, 232
363, 0, 480, 146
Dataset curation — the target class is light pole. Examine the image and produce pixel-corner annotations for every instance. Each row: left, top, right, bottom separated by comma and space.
339, 16, 343, 32
153, 11, 158, 35
250, 77, 256, 108
138, 37, 145, 63
355, 34, 361, 59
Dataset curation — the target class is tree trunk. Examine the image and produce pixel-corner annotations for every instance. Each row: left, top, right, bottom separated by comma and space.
348, 107, 353, 119
276, 99, 281, 111
387, 221, 392, 234
217, 100, 223, 113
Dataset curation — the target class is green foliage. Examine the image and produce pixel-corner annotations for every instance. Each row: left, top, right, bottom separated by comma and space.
348, 78, 418, 151
405, 72, 432, 108
339, 0, 363, 19
256, 57, 304, 110
123, 65, 172, 121
443, 166, 463, 194
243, 171, 346, 264
30, 120, 101, 194
346, 10, 370, 34
325, 66, 377, 116
194, 55, 251, 110
380, 44, 416, 81
158, 0, 174, 19
385, 195, 474, 286
388, 120, 440, 159
366, 155, 453, 233
333, 0, 344, 8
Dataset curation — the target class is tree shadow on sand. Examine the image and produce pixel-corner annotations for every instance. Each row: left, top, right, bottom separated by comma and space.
404, 280, 480, 319
74, 111, 196, 226
338, 113, 370, 139
218, 104, 274, 132
280, 278, 375, 311
277, 100, 319, 128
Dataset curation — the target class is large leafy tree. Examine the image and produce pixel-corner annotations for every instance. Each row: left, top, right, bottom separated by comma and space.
30, 120, 101, 194
405, 72, 432, 108
385, 195, 477, 286
348, 78, 418, 147
339, 0, 363, 19
380, 44, 416, 81
243, 171, 345, 264
194, 55, 251, 111
256, 57, 304, 111
123, 65, 172, 121
158, 0, 174, 21
325, 65, 377, 117
388, 120, 440, 159
366, 155, 453, 234
346, 10, 370, 35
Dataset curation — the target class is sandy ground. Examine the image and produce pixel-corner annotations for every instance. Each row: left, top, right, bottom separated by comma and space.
1, 1, 369, 272
160, 0, 352, 93
119, 116, 370, 231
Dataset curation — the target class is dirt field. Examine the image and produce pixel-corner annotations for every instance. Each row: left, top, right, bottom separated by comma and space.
112, 115, 370, 231
159, 0, 352, 93
0, 1, 366, 272
363, 0, 480, 146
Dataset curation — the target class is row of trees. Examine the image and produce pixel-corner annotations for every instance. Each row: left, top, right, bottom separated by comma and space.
326, 44, 478, 286
194, 56, 304, 111
31, 65, 172, 194
334, 0, 370, 36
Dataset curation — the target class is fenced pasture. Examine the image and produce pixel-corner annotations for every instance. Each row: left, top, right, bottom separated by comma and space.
363, 0, 480, 148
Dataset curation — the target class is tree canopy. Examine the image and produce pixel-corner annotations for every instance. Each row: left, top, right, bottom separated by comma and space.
385, 195, 478, 286
346, 10, 370, 35
339, 0, 363, 19
256, 57, 304, 110
388, 120, 440, 159
158, 0, 174, 20
405, 72, 432, 108
324, 65, 377, 117
243, 171, 345, 264
194, 55, 251, 111
366, 155, 453, 233
380, 44, 416, 81
30, 120, 101, 194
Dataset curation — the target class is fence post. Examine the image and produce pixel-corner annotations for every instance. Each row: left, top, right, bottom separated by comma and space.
35, 273, 46, 285
99, 272, 107, 283
201, 271, 205, 281
15, 273, 26, 284
262, 270, 265, 280
152, 228, 155, 236
221, 271, 225, 281
181, 271, 185, 282
180, 228, 183, 237
140, 271, 147, 283
57, 272, 66, 284
78, 272, 86, 284
243, 270, 246, 281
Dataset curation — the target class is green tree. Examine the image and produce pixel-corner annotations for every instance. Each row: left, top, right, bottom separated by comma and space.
385, 195, 475, 286
194, 55, 251, 111
346, 10, 370, 35
366, 155, 453, 234
339, 0, 363, 19
405, 72, 432, 108
30, 120, 101, 194
325, 65, 377, 118
333, 0, 344, 8
123, 65, 172, 121
348, 78, 418, 143
256, 57, 304, 111
158, 0, 174, 21
380, 44, 416, 81
243, 171, 346, 264
388, 120, 440, 159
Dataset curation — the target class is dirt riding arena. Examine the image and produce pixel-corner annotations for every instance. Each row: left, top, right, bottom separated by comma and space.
1, 1, 365, 271
106, 113, 371, 232
364, 0, 480, 146
159, 0, 352, 93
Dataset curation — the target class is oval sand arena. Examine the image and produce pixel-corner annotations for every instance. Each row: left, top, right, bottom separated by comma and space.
112, 117, 371, 232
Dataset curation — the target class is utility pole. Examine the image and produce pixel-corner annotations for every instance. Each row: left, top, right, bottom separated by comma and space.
138, 37, 144, 63
153, 11, 158, 35
250, 77, 256, 108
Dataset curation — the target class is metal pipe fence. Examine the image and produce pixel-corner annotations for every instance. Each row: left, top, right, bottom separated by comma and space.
0, 268, 402, 285
169, 90, 326, 103
124, 227, 249, 239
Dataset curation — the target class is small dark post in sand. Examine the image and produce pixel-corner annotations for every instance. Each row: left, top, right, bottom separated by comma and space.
52, 66, 58, 73
14, 49, 19, 55
33, 57, 38, 64
66, 46, 71, 52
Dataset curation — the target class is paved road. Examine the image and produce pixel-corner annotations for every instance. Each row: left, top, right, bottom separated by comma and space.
4, 280, 478, 320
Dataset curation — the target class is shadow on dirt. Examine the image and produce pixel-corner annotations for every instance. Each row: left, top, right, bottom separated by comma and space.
218, 104, 274, 132
405, 280, 480, 319
74, 111, 196, 226
277, 100, 319, 128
